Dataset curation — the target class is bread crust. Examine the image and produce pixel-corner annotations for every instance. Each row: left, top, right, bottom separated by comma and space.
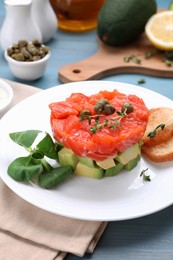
142, 136, 173, 162
142, 107, 173, 147
142, 107, 173, 162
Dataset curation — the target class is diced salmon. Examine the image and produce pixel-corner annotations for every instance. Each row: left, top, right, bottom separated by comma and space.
49, 89, 149, 161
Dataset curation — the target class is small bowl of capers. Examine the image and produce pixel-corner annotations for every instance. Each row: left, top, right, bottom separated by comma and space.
4, 40, 50, 81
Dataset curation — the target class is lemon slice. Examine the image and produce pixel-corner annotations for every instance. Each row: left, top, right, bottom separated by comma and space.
145, 11, 173, 51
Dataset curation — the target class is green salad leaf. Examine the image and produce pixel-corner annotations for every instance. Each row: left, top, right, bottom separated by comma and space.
8, 130, 73, 189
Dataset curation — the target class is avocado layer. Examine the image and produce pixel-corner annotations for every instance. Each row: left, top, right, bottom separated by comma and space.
58, 143, 141, 179
74, 162, 104, 179
105, 162, 124, 177
58, 147, 79, 169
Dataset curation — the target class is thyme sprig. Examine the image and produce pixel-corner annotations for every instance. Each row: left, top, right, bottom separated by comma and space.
140, 168, 151, 182
90, 113, 126, 134
79, 103, 133, 134
147, 124, 165, 138
79, 111, 104, 125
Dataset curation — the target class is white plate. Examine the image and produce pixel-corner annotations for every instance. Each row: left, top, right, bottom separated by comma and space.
0, 79, 13, 112
0, 81, 173, 221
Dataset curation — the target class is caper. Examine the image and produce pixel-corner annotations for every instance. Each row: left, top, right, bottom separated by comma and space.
12, 53, 25, 61
122, 103, 134, 114
98, 99, 109, 106
32, 55, 42, 61
7, 40, 49, 62
27, 44, 38, 56
32, 39, 42, 47
38, 49, 45, 58
80, 110, 90, 116
94, 103, 103, 113
41, 46, 50, 54
12, 44, 19, 49
18, 40, 28, 48
7, 48, 13, 56
14, 48, 20, 54
21, 48, 31, 59
94, 99, 109, 113
104, 104, 115, 115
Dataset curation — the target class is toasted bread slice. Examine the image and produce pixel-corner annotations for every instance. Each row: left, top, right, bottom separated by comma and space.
142, 136, 173, 162
142, 107, 173, 147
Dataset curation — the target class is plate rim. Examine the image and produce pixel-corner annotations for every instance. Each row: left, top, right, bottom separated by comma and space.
0, 79, 14, 112
0, 80, 173, 221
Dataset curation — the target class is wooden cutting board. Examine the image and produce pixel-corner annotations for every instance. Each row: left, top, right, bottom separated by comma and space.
58, 34, 173, 83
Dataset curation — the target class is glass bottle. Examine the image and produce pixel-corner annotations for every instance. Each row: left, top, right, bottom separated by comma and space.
50, 0, 105, 32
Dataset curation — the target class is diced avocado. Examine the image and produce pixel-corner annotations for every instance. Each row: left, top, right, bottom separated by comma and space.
74, 162, 104, 179
96, 158, 116, 170
124, 155, 141, 171
116, 143, 141, 165
58, 147, 79, 169
77, 156, 95, 167
105, 162, 124, 177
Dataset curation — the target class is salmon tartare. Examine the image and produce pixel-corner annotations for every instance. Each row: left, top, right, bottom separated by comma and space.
49, 89, 149, 162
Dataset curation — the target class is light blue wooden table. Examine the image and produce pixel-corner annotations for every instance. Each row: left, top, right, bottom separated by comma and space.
1, 1, 173, 259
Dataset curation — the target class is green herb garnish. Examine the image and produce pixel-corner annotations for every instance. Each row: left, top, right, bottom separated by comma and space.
145, 49, 173, 67
80, 102, 133, 134
8, 130, 73, 189
165, 51, 173, 61
137, 78, 145, 84
140, 168, 151, 182
147, 124, 165, 138
164, 59, 172, 67
124, 55, 141, 64
124, 55, 133, 62
145, 49, 160, 59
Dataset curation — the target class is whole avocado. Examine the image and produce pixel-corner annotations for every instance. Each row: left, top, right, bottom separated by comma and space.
97, 0, 157, 46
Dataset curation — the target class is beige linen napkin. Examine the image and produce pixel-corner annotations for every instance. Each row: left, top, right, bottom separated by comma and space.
0, 79, 107, 260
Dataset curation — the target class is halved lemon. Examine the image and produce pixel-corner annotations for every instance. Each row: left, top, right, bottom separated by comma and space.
145, 11, 173, 51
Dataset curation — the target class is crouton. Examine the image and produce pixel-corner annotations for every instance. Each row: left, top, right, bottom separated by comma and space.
142, 136, 173, 162
142, 107, 173, 162
142, 107, 173, 147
